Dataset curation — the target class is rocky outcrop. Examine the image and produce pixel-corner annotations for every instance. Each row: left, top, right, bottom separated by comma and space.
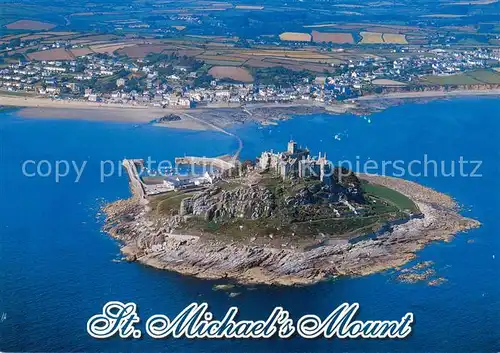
103, 174, 480, 286
179, 186, 276, 221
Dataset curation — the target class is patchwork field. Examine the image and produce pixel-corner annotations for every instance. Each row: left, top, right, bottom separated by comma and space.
208, 66, 254, 82
5, 20, 56, 30
117, 44, 172, 58
27, 48, 75, 61
279, 32, 312, 42
311, 31, 355, 44
90, 43, 135, 54
360, 32, 384, 44
360, 32, 407, 44
421, 70, 500, 85
70, 47, 94, 56
382, 33, 408, 44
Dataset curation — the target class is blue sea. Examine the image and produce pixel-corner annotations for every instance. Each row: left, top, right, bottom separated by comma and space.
0, 98, 499, 351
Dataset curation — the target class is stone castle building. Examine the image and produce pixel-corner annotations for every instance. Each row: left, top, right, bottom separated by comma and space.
259, 140, 332, 183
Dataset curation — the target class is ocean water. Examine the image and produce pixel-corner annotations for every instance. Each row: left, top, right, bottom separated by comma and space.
0, 98, 499, 352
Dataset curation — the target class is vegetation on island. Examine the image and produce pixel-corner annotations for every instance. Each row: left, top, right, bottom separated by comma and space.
147, 167, 419, 243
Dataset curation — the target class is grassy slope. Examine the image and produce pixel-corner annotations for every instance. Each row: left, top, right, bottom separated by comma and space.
362, 182, 419, 212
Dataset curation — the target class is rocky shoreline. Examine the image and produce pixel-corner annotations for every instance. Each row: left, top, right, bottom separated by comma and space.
103, 174, 480, 286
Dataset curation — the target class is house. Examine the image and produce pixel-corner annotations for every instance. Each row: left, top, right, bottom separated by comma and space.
116, 78, 126, 87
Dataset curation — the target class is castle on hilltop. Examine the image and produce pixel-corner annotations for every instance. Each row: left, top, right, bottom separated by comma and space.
258, 140, 332, 183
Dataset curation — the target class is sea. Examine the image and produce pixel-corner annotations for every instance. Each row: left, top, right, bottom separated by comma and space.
0, 97, 499, 352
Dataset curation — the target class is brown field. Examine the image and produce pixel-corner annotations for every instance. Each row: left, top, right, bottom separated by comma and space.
1, 34, 30, 41
117, 44, 170, 58
382, 33, 408, 44
90, 43, 135, 54
20, 34, 54, 41
70, 47, 94, 57
360, 32, 384, 44
5, 20, 56, 31
235, 5, 264, 9
311, 31, 354, 44
208, 66, 254, 82
44, 32, 78, 36
28, 48, 75, 61
279, 32, 312, 42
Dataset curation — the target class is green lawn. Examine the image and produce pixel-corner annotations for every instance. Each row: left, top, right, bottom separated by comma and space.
362, 182, 419, 213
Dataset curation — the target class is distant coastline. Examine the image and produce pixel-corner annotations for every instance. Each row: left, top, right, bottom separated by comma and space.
2, 89, 500, 131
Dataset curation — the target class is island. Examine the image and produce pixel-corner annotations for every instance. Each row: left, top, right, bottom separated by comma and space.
104, 140, 480, 285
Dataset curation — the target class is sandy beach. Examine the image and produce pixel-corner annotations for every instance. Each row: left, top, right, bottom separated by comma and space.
0, 95, 211, 130
2, 89, 500, 131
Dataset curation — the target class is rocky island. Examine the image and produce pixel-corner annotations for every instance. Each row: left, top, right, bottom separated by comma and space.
104, 141, 480, 285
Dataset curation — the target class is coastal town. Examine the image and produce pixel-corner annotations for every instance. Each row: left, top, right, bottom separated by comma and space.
1, 45, 500, 108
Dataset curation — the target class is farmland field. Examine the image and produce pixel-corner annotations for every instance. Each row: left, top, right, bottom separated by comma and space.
208, 66, 254, 82
27, 48, 75, 61
70, 47, 94, 57
117, 44, 171, 58
360, 32, 384, 44
279, 32, 312, 42
5, 20, 56, 30
382, 33, 408, 44
467, 70, 500, 84
421, 70, 500, 85
311, 31, 355, 44
19, 34, 54, 41
90, 43, 135, 54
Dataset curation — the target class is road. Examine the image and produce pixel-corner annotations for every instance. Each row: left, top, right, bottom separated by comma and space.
182, 113, 243, 160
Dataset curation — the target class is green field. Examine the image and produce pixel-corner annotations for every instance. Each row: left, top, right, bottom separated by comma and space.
362, 182, 419, 213
421, 69, 500, 85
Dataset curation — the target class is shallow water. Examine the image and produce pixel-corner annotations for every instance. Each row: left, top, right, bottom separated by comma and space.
0, 97, 499, 351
